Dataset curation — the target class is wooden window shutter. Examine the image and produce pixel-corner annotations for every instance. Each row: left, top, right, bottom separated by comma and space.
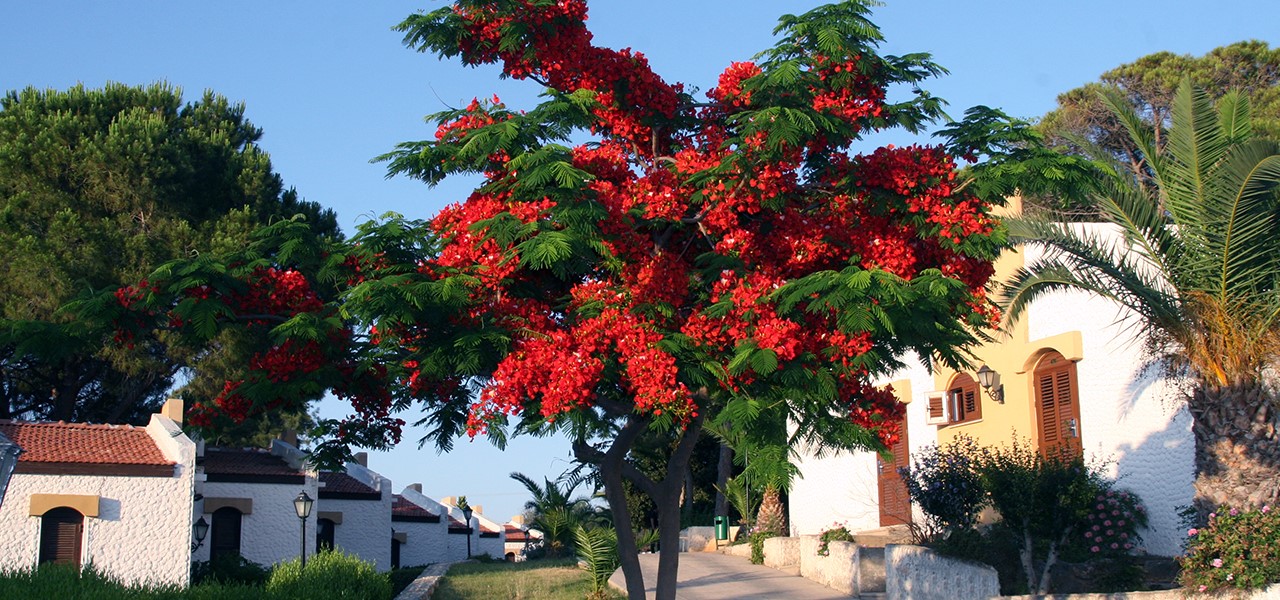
1038, 369, 1059, 446
925, 391, 948, 425
962, 386, 980, 421
39, 507, 83, 567
1035, 351, 1082, 457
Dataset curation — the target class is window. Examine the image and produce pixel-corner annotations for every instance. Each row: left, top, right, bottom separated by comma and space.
1034, 351, 1082, 457
210, 507, 243, 562
317, 518, 336, 552
39, 507, 83, 567
927, 373, 981, 426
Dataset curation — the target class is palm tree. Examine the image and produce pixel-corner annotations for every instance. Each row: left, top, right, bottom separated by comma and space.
510, 471, 598, 557
1000, 81, 1280, 513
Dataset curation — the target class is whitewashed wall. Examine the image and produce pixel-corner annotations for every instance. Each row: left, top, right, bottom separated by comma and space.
1023, 225, 1194, 556
322, 463, 393, 571
790, 360, 936, 536
789, 224, 1195, 557
0, 414, 196, 587
395, 487, 451, 567
195, 479, 319, 567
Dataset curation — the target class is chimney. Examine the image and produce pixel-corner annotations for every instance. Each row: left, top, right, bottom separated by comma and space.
441, 496, 455, 507
278, 429, 298, 447
408, 483, 422, 494
161, 398, 184, 425
354, 452, 368, 467
473, 504, 483, 515
510, 515, 526, 526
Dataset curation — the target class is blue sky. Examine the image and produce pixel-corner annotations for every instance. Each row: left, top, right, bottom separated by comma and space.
3, 1, 1275, 522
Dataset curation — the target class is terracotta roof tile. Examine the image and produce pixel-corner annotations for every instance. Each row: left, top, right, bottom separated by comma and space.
319, 471, 379, 499
504, 525, 532, 542
0, 420, 170, 466
203, 448, 304, 478
392, 494, 439, 521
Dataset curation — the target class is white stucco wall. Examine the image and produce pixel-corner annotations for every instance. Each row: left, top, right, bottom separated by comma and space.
321, 463, 393, 571
195, 478, 319, 567
789, 224, 1195, 557
790, 360, 936, 536
0, 414, 196, 587
1023, 227, 1194, 556
395, 487, 451, 567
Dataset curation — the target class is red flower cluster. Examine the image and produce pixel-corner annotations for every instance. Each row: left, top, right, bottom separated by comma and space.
230, 267, 323, 320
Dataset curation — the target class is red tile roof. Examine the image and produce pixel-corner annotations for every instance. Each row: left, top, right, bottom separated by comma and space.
202, 448, 305, 483
319, 471, 379, 499
392, 494, 440, 522
0, 420, 170, 466
504, 525, 532, 542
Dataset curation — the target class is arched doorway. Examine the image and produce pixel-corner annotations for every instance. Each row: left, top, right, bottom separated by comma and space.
1034, 351, 1083, 457
210, 506, 243, 562
39, 507, 84, 567
316, 518, 336, 552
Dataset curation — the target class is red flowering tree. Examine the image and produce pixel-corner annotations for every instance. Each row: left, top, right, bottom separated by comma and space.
91, 2, 1005, 598
371, 1, 1002, 597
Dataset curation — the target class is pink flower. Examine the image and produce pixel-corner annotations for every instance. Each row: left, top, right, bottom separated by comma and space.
1227, 573, 1234, 581
1199, 585, 1207, 592
1263, 505, 1270, 513
1091, 546, 1100, 553
1229, 507, 1239, 516
1188, 528, 1199, 536
1212, 558, 1223, 568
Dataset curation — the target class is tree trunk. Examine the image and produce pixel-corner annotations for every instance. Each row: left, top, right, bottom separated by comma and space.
1188, 382, 1280, 515
714, 442, 732, 518
755, 485, 786, 536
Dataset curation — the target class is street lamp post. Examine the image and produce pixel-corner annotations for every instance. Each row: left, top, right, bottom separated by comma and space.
0, 432, 23, 509
461, 505, 474, 559
294, 491, 314, 569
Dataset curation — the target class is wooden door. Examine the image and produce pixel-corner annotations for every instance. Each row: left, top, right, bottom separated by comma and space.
210, 507, 243, 562
877, 411, 911, 526
39, 507, 83, 567
1035, 352, 1083, 457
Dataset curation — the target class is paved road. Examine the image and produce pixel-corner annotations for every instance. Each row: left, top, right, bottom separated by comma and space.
608, 552, 850, 599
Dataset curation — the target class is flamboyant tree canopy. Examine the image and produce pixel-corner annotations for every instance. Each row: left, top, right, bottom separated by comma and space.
93, 1, 1005, 468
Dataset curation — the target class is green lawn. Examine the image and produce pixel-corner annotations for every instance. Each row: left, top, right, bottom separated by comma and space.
431, 558, 624, 600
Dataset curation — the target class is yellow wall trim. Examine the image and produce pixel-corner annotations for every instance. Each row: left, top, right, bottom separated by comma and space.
1016, 331, 1084, 373
889, 379, 913, 404
203, 497, 252, 514
29, 493, 99, 517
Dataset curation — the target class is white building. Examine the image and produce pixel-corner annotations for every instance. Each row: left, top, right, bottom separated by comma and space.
0, 401, 197, 586
194, 438, 319, 567
316, 454, 393, 571
789, 222, 1195, 556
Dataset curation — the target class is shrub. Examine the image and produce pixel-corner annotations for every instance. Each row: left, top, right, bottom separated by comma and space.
900, 435, 987, 539
191, 553, 270, 587
574, 525, 620, 600
977, 438, 1100, 595
1068, 487, 1147, 559
816, 524, 854, 556
748, 530, 777, 565
265, 549, 390, 600
1180, 504, 1280, 593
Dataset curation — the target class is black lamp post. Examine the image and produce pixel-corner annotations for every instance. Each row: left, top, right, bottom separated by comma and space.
461, 505, 474, 559
0, 432, 22, 509
294, 491, 314, 568
191, 516, 209, 552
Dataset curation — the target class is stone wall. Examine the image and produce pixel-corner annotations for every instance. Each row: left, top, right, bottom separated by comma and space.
798, 535, 858, 595
885, 544, 998, 600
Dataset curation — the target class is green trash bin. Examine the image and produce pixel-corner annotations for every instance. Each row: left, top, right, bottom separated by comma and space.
714, 515, 728, 541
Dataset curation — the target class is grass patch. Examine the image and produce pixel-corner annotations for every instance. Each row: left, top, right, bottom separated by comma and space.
432, 558, 624, 600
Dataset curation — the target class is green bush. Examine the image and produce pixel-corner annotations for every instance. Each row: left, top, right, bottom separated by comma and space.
1180, 504, 1280, 593
191, 553, 270, 587
265, 549, 391, 600
816, 524, 854, 556
900, 435, 988, 539
748, 530, 777, 565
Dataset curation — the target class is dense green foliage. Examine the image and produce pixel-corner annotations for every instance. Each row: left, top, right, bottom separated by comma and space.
266, 550, 392, 600
510, 471, 600, 557
1033, 41, 1280, 216
1002, 82, 1280, 512
433, 558, 622, 600
1181, 504, 1280, 592
0, 82, 338, 431
574, 525, 622, 600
